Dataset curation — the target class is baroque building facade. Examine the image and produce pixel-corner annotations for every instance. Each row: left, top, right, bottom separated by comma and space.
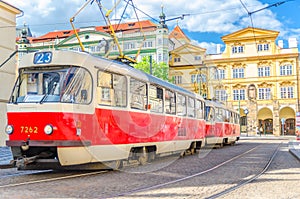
170, 26, 299, 136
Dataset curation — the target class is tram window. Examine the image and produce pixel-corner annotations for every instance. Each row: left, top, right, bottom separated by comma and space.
11, 67, 92, 104
177, 94, 186, 116
165, 89, 176, 114
130, 78, 147, 110
149, 85, 163, 113
195, 100, 204, 119
61, 67, 92, 104
97, 71, 127, 107
187, 97, 195, 118
216, 108, 223, 122
205, 106, 215, 121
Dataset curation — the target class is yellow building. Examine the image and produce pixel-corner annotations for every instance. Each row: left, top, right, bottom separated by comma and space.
0, 1, 21, 145
169, 26, 207, 95
170, 26, 299, 136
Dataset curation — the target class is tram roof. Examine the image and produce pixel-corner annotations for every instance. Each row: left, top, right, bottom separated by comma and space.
19, 50, 203, 100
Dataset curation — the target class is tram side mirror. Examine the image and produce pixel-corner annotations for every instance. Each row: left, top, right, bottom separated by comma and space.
81, 89, 87, 101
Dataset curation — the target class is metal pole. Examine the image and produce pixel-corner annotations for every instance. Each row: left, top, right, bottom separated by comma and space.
149, 55, 152, 75
246, 115, 248, 137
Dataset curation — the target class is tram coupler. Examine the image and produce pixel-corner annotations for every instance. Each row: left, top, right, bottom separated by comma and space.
15, 155, 38, 169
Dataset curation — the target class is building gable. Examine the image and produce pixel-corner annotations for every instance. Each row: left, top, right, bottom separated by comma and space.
171, 43, 206, 55
222, 27, 279, 43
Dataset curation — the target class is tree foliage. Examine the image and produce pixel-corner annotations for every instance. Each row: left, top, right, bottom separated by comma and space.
133, 56, 170, 82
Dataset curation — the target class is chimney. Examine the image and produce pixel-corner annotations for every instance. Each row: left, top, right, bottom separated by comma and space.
288, 37, 297, 48
216, 44, 221, 54
278, 40, 283, 48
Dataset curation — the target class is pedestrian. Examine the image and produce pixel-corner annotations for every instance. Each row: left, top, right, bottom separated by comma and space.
259, 125, 263, 136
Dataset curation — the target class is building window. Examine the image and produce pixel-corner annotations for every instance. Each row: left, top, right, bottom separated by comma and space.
233, 68, 244, 78
194, 56, 201, 61
280, 86, 294, 99
257, 43, 269, 51
173, 76, 182, 84
158, 53, 162, 62
232, 45, 244, 54
258, 88, 271, 100
258, 66, 270, 77
280, 64, 292, 76
215, 90, 227, 101
215, 69, 225, 79
124, 42, 135, 50
233, 89, 245, 100
158, 38, 162, 45
174, 57, 181, 62
143, 41, 153, 48
90, 46, 96, 52
191, 74, 206, 83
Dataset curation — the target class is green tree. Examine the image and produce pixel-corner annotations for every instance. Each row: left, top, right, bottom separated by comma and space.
133, 56, 170, 82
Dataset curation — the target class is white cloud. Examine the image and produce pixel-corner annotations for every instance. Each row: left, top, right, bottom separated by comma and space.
9, 0, 289, 42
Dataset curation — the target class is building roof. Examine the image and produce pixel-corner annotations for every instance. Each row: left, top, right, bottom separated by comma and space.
0, 0, 22, 14
169, 25, 191, 43
32, 20, 158, 43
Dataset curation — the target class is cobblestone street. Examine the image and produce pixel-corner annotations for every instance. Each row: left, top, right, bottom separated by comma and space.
0, 137, 299, 199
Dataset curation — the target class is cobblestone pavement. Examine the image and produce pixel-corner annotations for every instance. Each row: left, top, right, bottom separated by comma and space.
0, 137, 299, 199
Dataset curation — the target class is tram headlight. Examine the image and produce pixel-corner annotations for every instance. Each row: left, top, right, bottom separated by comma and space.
5, 125, 14, 135
44, 124, 53, 135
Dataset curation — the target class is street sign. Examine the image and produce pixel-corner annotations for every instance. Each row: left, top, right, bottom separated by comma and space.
244, 109, 249, 115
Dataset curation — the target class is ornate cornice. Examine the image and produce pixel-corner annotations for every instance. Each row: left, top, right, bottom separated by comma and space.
232, 84, 246, 89
232, 63, 246, 69
279, 81, 295, 86
258, 82, 273, 88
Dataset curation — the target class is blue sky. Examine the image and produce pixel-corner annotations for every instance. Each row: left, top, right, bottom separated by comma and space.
9, 0, 300, 54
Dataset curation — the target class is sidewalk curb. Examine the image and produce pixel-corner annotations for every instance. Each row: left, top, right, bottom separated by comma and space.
289, 141, 300, 161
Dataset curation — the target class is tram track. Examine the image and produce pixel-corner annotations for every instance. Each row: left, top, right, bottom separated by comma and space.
108, 143, 263, 198
0, 169, 53, 180
0, 142, 257, 193
0, 141, 284, 198
205, 142, 282, 199
0, 170, 108, 188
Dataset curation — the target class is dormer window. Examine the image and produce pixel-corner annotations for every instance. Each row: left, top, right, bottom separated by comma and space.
128, 23, 135, 27
174, 57, 181, 62
257, 43, 269, 51
232, 45, 244, 54
63, 31, 70, 35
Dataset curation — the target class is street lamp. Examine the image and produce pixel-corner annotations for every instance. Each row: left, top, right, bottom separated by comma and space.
244, 108, 249, 137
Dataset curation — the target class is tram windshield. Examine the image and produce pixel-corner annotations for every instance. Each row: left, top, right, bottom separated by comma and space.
10, 66, 92, 104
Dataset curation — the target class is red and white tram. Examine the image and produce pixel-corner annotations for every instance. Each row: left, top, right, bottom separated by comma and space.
205, 100, 240, 147
5, 50, 208, 170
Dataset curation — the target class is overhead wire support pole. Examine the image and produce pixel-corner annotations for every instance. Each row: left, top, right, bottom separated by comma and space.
105, 0, 136, 63
69, 0, 94, 52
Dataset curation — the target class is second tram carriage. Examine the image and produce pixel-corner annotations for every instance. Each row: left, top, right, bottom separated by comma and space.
5, 50, 240, 170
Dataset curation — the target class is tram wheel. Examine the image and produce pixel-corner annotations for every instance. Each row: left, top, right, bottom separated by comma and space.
138, 148, 148, 165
